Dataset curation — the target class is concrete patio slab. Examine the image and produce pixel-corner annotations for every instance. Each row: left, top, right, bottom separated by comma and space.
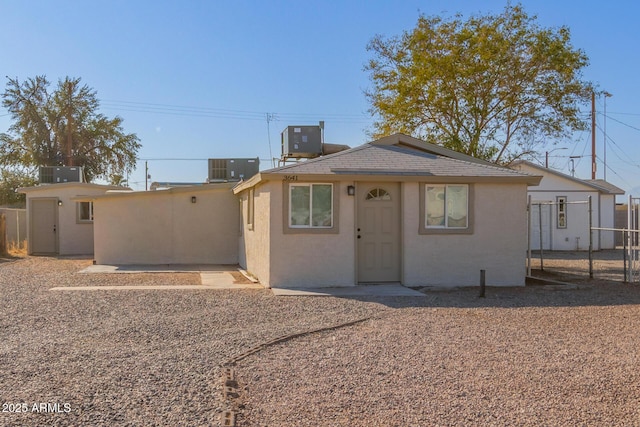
271, 284, 426, 297
76, 264, 264, 290
50, 285, 241, 291
200, 271, 263, 290
79, 264, 236, 273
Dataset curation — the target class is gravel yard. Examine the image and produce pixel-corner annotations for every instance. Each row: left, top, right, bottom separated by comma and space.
0, 257, 383, 426
2, 256, 640, 426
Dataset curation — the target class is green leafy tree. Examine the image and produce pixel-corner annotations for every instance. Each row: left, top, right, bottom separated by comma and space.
0, 76, 141, 182
0, 168, 37, 207
365, 4, 593, 163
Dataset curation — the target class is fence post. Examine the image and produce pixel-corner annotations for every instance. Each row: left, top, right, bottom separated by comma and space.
0, 213, 7, 256
623, 229, 628, 282
527, 195, 532, 276
588, 196, 593, 278
538, 203, 544, 271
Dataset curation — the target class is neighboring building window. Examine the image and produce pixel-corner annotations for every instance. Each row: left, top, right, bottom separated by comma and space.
238, 199, 243, 236
557, 196, 567, 228
247, 189, 254, 230
366, 188, 391, 201
425, 185, 468, 228
289, 183, 333, 228
77, 202, 93, 223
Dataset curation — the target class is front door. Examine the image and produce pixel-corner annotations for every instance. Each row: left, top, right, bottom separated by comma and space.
30, 198, 58, 255
357, 183, 400, 282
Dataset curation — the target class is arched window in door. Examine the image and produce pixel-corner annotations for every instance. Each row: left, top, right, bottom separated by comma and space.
365, 188, 391, 201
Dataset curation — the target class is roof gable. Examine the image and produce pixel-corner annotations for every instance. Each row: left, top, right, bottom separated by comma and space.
511, 160, 624, 195
371, 133, 496, 166
234, 134, 541, 193
18, 182, 128, 194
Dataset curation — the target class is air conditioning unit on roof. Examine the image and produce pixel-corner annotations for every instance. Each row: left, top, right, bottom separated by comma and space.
207, 158, 259, 182
39, 166, 84, 184
281, 125, 323, 159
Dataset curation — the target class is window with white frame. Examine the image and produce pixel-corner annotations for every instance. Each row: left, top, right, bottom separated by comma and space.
556, 196, 567, 228
289, 183, 333, 228
425, 184, 468, 228
77, 202, 94, 223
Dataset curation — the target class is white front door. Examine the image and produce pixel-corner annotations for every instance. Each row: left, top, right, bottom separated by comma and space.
30, 198, 58, 255
357, 183, 401, 282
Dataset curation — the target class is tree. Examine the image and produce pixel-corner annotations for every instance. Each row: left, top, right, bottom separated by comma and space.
0, 76, 141, 182
365, 4, 593, 164
0, 167, 37, 207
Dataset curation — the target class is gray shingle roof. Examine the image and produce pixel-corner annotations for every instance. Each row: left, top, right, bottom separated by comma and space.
511, 160, 625, 195
263, 143, 535, 179
585, 179, 625, 195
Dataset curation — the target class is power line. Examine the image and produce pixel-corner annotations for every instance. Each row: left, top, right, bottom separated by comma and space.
99, 99, 371, 123
604, 115, 640, 133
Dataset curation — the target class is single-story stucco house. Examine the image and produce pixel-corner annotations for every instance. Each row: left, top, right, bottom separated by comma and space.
85, 183, 239, 265
45, 134, 543, 289
511, 160, 624, 251
18, 182, 126, 255
233, 134, 541, 288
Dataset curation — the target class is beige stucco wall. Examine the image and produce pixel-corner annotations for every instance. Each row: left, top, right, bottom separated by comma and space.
238, 183, 271, 284
268, 181, 355, 288
94, 186, 239, 264
240, 179, 530, 288
403, 182, 528, 287
22, 184, 116, 255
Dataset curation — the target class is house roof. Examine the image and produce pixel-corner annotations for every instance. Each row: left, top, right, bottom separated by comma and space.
72, 182, 236, 202
18, 182, 128, 194
510, 160, 625, 195
234, 133, 541, 193
585, 179, 626, 195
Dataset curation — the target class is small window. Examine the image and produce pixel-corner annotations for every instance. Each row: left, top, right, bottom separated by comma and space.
557, 196, 567, 229
365, 188, 391, 201
426, 185, 468, 228
77, 202, 93, 223
247, 189, 255, 231
289, 183, 333, 228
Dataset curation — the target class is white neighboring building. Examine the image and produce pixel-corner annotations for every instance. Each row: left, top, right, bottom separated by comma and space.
511, 161, 624, 251
18, 182, 126, 255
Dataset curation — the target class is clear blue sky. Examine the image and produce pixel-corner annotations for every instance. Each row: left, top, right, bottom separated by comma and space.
2, 0, 640, 196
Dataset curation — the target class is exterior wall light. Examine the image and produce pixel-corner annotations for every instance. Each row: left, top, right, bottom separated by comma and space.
57, 200, 63, 206
347, 185, 355, 196
191, 196, 197, 204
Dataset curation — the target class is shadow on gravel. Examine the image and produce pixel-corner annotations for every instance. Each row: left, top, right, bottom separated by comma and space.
324, 280, 640, 310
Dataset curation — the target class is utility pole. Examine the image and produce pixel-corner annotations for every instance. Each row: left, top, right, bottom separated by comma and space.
591, 91, 596, 179
603, 91, 612, 181
66, 83, 74, 166
266, 113, 276, 168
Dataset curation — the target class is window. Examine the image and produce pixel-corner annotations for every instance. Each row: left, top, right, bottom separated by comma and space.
289, 183, 333, 228
77, 202, 93, 223
365, 188, 391, 201
247, 189, 254, 230
557, 196, 567, 228
425, 185, 468, 228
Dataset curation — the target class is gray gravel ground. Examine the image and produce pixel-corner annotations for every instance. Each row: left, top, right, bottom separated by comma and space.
234, 283, 640, 426
3, 256, 640, 426
0, 257, 384, 426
